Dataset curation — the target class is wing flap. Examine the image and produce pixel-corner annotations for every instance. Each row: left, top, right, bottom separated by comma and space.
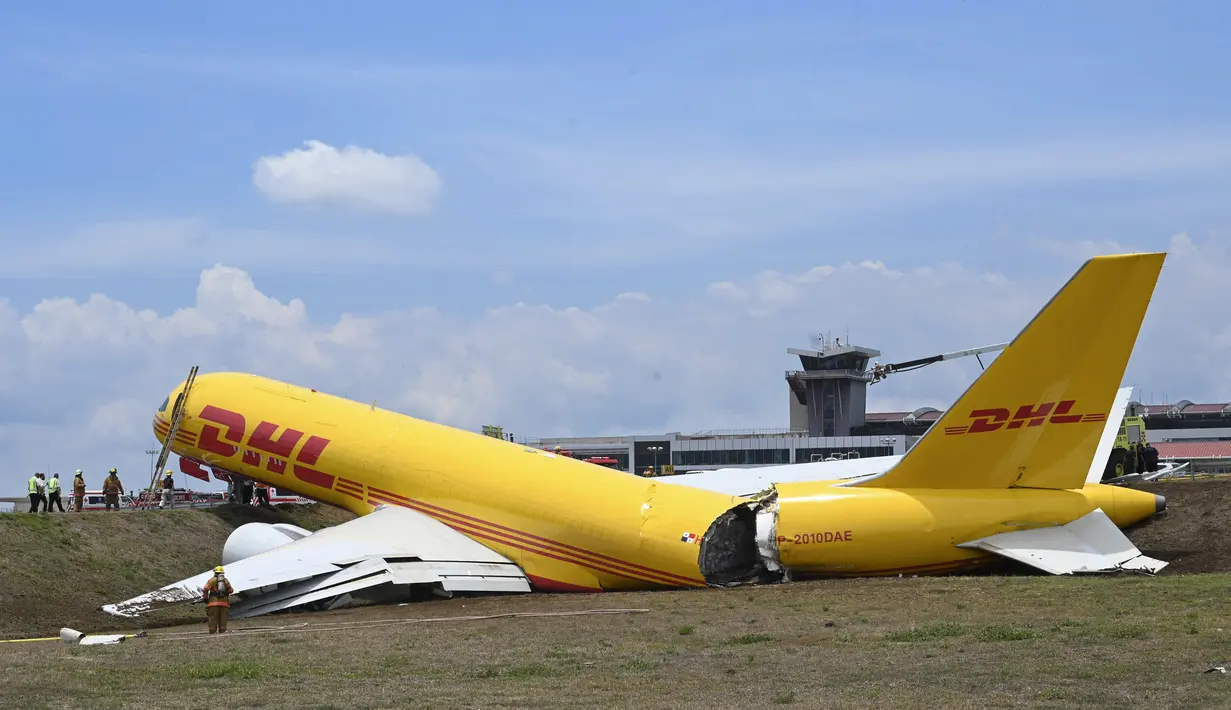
227, 558, 392, 616
233, 569, 397, 618
439, 576, 536, 593
103, 505, 530, 619
386, 561, 529, 585
956, 508, 1167, 575
232, 560, 532, 619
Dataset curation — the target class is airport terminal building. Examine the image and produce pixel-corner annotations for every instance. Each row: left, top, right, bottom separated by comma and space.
521, 338, 1231, 476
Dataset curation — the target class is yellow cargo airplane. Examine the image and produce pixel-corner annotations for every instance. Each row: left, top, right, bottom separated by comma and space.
105, 252, 1169, 620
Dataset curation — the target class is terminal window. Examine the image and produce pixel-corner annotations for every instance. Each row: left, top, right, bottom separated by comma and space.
673, 449, 791, 467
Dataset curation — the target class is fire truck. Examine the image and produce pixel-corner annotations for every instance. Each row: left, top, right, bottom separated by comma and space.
132, 489, 226, 509
267, 487, 316, 505
540, 447, 623, 471
69, 491, 139, 510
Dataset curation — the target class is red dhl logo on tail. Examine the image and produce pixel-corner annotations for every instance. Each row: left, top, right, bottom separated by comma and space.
943, 400, 1106, 435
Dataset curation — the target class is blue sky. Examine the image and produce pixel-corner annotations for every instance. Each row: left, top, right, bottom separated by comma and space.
1, 2, 1230, 493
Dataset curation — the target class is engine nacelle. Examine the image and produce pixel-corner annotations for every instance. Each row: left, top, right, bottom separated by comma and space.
222, 522, 313, 565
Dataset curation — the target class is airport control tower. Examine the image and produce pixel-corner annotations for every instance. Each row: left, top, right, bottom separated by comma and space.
786, 334, 880, 437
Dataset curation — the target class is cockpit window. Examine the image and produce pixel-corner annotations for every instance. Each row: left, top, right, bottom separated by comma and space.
158, 396, 170, 413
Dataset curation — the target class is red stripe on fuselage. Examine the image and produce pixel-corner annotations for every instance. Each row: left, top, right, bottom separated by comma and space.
526, 574, 603, 593
365, 493, 699, 588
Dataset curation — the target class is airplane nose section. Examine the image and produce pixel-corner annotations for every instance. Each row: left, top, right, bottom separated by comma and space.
1154, 493, 1167, 515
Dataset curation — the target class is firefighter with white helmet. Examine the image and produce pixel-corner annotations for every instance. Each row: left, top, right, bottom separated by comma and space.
72, 471, 85, 512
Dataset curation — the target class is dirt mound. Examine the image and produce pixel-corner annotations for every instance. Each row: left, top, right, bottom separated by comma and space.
0, 504, 355, 639
1127, 478, 1231, 574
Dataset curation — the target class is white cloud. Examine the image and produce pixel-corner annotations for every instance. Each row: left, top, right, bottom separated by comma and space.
252, 140, 441, 214
0, 235, 1227, 494
86, 398, 150, 443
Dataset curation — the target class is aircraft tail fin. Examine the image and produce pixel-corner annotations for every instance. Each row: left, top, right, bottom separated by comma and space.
853, 253, 1165, 490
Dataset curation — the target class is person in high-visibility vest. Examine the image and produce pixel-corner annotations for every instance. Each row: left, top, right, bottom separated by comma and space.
72, 471, 85, 512
202, 566, 234, 633
46, 473, 64, 512
27, 473, 40, 513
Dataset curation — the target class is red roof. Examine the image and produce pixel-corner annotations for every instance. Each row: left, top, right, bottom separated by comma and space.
1179, 403, 1227, 414
1140, 404, 1174, 415
1154, 441, 1231, 459
866, 412, 913, 422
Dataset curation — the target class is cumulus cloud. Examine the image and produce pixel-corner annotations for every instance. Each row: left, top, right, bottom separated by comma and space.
0, 235, 1226, 494
86, 398, 152, 443
252, 140, 441, 214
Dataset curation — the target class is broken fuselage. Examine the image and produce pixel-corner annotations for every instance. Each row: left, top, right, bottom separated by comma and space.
153, 372, 1161, 590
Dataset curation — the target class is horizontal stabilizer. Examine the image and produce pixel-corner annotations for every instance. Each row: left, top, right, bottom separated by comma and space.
956, 508, 1167, 575
102, 505, 530, 619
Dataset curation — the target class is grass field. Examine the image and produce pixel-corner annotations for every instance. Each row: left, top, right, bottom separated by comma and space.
0, 502, 355, 638
1, 480, 1229, 708
2, 575, 1230, 709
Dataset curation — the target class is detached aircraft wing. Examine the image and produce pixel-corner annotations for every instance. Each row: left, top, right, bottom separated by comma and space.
103, 505, 530, 620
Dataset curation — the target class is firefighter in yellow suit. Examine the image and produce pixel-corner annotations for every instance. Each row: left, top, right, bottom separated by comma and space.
202, 566, 234, 633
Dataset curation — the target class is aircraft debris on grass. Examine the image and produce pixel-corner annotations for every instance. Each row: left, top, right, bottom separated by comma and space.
105, 252, 1170, 621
